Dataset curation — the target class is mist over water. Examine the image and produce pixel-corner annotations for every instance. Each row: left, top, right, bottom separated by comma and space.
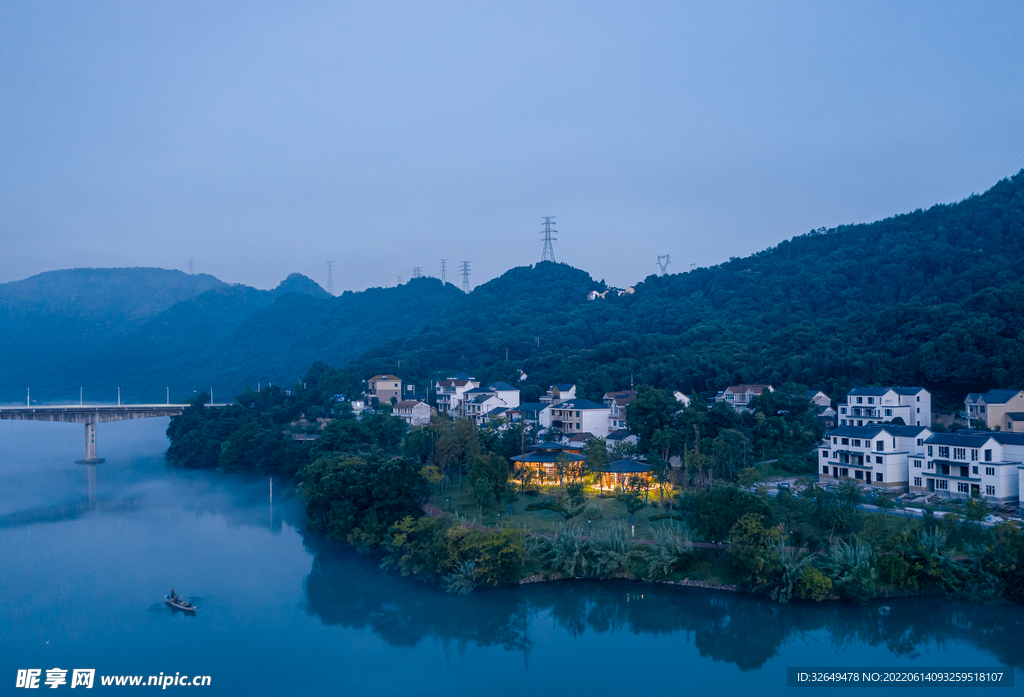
1, 418, 1020, 695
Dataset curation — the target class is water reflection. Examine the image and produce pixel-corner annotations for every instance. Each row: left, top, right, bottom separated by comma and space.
303, 536, 1024, 671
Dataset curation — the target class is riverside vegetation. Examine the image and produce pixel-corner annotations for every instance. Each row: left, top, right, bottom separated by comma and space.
166, 365, 1024, 604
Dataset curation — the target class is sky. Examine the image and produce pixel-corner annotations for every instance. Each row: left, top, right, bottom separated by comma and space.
2, 1, 1023, 293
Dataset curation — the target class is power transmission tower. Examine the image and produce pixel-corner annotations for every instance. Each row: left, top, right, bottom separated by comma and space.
459, 261, 471, 292
540, 217, 557, 262
187, 258, 195, 274
325, 260, 335, 295
412, 267, 423, 278
690, 263, 697, 271
440, 259, 447, 283
657, 254, 670, 274
396, 275, 403, 285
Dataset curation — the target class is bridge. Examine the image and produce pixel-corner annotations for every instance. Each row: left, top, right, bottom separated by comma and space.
0, 405, 189, 464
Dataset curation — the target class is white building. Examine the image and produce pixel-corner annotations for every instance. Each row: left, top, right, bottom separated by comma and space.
838, 387, 931, 428
540, 383, 576, 404
434, 373, 480, 416
673, 391, 691, 408
911, 431, 1022, 505
603, 389, 636, 432
548, 399, 612, 438
819, 424, 931, 489
463, 382, 521, 425
393, 400, 435, 427
714, 384, 774, 413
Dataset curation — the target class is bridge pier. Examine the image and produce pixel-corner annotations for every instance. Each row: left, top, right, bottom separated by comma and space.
76, 422, 105, 465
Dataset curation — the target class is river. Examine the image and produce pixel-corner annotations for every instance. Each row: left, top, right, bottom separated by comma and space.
1, 418, 1021, 695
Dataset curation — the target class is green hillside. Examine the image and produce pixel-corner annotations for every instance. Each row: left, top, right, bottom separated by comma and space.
353, 171, 1024, 407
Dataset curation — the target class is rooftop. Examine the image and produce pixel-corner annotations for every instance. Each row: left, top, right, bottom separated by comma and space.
550, 399, 609, 411
600, 459, 652, 474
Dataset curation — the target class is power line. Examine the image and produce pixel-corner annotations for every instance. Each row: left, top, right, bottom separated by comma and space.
656, 254, 671, 275
325, 260, 335, 295
440, 259, 447, 283
187, 258, 195, 275
459, 261, 471, 293
412, 267, 423, 278
540, 216, 557, 262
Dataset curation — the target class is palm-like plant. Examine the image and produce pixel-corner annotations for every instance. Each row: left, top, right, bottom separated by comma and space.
547, 522, 592, 578
647, 522, 694, 578
592, 520, 649, 578
770, 548, 815, 604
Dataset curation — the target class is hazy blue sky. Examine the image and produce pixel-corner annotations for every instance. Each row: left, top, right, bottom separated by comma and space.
2, 1, 1023, 292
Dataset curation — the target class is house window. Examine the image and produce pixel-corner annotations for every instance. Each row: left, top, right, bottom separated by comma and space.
876, 473, 883, 482
957, 482, 969, 493
986, 485, 995, 495
927, 461, 934, 470
938, 446, 950, 458
884, 408, 892, 416
917, 439, 924, 446
985, 449, 992, 461
840, 407, 847, 414
853, 439, 861, 447
856, 397, 863, 404
842, 438, 849, 445
917, 396, 920, 402
971, 449, 978, 461
914, 477, 922, 487
953, 448, 966, 460
855, 470, 863, 480
822, 450, 829, 458
937, 479, 948, 490
840, 468, 848, 477
876, 440, 884, 451
857, 420, 863, 426
913, 460, 922, 468
981, 405, 986, 413
917, 408, 920, 413
822, 465, 829, 474
973, 466, 978, 474
985, 466, 995, 476
927, 446, 933, 456
833, 437, 838, 444
875, 456, 882, 464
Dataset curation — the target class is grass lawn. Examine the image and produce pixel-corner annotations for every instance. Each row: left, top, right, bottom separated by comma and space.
429, 483, 680, 539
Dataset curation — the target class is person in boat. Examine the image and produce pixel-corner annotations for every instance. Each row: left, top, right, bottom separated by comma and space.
170, 588, 177, 600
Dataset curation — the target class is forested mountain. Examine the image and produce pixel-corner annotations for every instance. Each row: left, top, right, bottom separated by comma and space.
0, 270, 464, 404
4, 171, 1022, 407
354, 171, 1024, 408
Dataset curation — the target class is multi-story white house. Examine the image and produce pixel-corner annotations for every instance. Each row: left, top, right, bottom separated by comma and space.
366, 375, 403, 405
434, 373, 480, 415
819, 424, 931, 489
540, 384, 576, 404
963, 389, 1024, 431
393, 400, 435, 427
462, 382, 521, 425
837, 387, 931, 427
603, 389, 635, 432
548, 399, 612, 438
714, 385, 774, 413
911, 431, 1022, 504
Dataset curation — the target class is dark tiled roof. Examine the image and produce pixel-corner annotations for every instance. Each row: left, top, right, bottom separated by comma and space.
973, 389, 1024, 405
600, 459, 652, 474
925, 432, 998, 447
1005, 412, 1024, 420
846, 387, 892, 396
490, 381, 518, 391
511, 452, 584, 464
990, 431, 1024, 446
516, 402, 548, 414
551, 383, 575, 391
829, 424, 930, 439
606, 428, 635, 440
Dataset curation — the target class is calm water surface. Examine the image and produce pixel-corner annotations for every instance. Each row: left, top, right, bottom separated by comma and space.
1, 418, 1021, 696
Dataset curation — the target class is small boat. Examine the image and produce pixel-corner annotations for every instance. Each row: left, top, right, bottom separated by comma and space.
165, 595, 196, 612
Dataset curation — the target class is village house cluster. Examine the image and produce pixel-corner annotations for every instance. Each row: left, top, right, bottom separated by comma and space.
361, 373, 1024, 508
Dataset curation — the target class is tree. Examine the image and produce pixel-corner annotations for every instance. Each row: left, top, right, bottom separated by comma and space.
626, 385, 680, 453
622, 475, 647, 529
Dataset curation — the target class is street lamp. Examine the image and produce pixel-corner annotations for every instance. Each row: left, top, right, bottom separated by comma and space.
588, 519, 592, 537
446, 497, 451, 514
497, 512, 501, 528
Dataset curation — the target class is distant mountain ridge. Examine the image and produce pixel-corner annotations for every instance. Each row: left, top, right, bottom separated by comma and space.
0, 268, 463, 403
3, 170, 1023, 407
